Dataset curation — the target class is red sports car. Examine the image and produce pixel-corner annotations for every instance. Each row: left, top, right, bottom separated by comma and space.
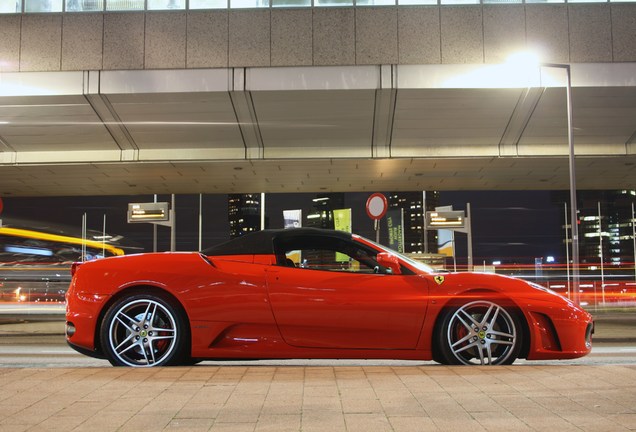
66, 228, 593, 367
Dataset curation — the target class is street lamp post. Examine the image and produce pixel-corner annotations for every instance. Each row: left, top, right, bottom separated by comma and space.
506, 53, 580, 305
541, 62, 580, 305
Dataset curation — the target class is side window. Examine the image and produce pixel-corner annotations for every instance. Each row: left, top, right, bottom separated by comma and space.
286, 248, 377, 273
275, 235, 383, 274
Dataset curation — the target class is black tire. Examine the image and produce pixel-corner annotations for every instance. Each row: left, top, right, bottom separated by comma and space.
437, 300, 522, 365
100, 293, 189, 367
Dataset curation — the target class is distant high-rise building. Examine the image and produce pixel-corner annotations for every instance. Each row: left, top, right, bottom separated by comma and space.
306, 193, 345, 229
228, 194, 261, 238
554, 190, 636, 265
388, 191, 440, 254
578, 190, 635, 265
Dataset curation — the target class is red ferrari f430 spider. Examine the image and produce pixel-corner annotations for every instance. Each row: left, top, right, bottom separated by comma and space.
66, 228, 593, 367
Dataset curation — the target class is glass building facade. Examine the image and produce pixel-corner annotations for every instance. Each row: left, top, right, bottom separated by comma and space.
2, 0, 633, 14
576, 190, 636, 266
554, 190, 636, 265
388, 191, 439, 254
228, 193, 261, 238
305, 193, 345, 230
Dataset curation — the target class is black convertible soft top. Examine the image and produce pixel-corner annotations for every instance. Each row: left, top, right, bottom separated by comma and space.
201, 228, 354, 256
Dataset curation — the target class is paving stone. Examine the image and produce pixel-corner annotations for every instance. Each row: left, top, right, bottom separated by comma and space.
0, 364, 634, 431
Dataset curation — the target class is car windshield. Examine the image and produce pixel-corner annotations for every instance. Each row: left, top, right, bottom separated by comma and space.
354, 235, 436, 274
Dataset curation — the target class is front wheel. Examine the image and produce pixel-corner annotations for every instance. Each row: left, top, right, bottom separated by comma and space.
100, 293, 188, 367
437, 300, 522, 365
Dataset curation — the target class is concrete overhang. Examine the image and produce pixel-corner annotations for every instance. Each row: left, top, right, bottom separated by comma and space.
0, 64, 635, 196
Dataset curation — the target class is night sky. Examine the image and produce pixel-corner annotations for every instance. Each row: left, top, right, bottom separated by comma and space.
0, 190, 566, 265
442, 191, 565, 265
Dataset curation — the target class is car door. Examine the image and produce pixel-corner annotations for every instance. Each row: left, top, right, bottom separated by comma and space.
265, 235, 429, 350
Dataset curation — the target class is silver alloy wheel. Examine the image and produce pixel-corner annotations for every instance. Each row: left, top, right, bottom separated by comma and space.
107, 299, 178, 367
446, 300, 517, 365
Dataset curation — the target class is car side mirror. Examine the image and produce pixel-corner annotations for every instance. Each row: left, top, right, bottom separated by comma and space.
376, 252, 401, 275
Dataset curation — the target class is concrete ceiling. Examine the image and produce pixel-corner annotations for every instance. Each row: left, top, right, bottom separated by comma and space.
0, 64, 635, 196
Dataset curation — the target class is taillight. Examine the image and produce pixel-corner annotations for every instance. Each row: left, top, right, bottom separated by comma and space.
71, 262, 83, 276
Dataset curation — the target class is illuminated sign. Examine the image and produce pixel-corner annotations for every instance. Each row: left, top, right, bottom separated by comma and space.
127, 202, 170, 223
426, 210, 465, 229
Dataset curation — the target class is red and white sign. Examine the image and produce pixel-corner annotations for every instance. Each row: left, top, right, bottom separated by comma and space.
365, 193, 388, 220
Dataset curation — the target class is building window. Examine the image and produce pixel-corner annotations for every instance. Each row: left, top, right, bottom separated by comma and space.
315, 0, 354, 6
398, 0, 436, 4
272, 0, 310, 6
24, 0, 63, 12
65, 0, 104, 11
148, 0, 186, 9
357, 0, 395, 5
230, 0, 269, 7
106, 0, 143, 9
0, 0, 21, 12
189, 0, 227, 8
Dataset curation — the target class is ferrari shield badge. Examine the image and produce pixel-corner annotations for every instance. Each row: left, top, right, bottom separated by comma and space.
434, 275, 445, 285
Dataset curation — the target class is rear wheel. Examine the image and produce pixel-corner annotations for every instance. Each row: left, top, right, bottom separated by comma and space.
100, 293, 188, 367
437, 300, 522, 365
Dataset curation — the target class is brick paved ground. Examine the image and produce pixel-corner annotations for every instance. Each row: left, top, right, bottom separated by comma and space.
0, 312, 635, 431
1, 364, 635, 431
